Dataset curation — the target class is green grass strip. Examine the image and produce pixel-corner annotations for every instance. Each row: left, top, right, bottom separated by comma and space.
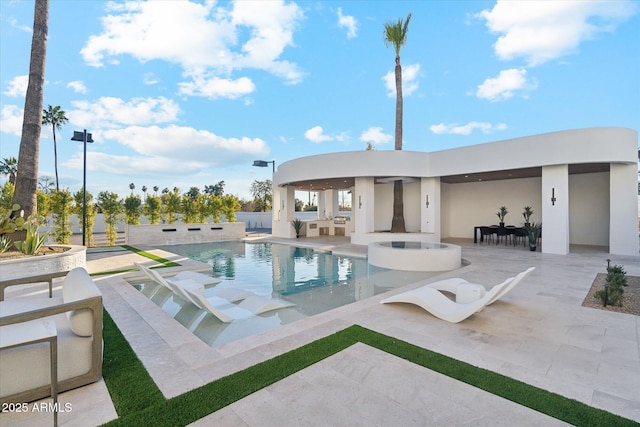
347, 325, 638, 427
90, 269, 139, 277
119, 245, 180, 267
101, 309, 164, 415
100, 317, 638, 427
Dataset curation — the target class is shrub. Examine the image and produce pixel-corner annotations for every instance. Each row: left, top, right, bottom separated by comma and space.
124, 194, 142, 225
595, 262, 626, 306
50, 189, 74, 244
14, 214, 49, 255
143, 195, 162, 224
73, 189, 98, 247
98, 191, 123, 246
0, 235, 12, 253
162, 189, 181, 224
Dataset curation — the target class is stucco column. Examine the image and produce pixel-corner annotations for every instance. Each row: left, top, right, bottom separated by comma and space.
610, 163, 639, 255
324, 189, 339, 218
283, 185, 295, 221
317, 191, 326, 219
421, 177, 440, 239
541, 165, 569, 254
272, 185, 296, 238
354, 177, 375, 235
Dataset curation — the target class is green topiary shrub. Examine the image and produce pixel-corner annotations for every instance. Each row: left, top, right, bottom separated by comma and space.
595, 262, 626, 306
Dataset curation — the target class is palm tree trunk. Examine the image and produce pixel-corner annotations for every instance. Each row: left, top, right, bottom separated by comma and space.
53, 125, 59, 191
394, 60, 403, 151
391, 60, 406, 233
12, 0, 49, 219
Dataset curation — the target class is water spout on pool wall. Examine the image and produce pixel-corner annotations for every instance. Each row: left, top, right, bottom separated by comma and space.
368, 241, 462, 272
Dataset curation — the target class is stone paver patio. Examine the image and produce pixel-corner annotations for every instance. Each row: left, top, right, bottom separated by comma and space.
1, 236, 638, 426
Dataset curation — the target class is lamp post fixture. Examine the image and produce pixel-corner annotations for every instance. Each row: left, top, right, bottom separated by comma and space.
252, 160, 276, 214
70, 130, 94, 246
252, 159, 275, 173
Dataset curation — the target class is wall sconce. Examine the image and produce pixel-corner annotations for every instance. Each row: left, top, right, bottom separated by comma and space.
425, 194, 430, 208
551, 188, 556, 206
358, 195, 362, 209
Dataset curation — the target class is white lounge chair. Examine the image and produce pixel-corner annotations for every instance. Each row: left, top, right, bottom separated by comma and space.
135, 262, 173, 291
485, 267, 535, 305
237, 295, 295, 315
170, 271, 220, 287
182, 287, 254, 323
425, 267, 535, 306
135, 262, 219, 288
380, 279, 511, 323
209, 287, 256, 303
135, 263, 205, 307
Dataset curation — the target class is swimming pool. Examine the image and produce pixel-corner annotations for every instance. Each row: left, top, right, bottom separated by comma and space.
130, 241, 437, 347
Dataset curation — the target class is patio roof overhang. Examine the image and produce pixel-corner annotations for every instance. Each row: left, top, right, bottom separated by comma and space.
279, 163, 611, 190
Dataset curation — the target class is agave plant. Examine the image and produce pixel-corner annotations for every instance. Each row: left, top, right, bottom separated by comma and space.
0, 235, 13, 254
291, 218, 304, 238
13, 214, 49, 255
522, 206, 533, 224
496, 206, 508, 223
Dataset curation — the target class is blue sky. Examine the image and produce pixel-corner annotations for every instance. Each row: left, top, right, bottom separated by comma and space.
1, 0, 638, 201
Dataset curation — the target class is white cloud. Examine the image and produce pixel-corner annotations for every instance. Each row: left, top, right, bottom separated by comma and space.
178, 74, 255, 99
337, 7, 358, 39
476, 68, 536, 101
65, 124, 270, 175
477, 0, 637, 66
80, 0, 304, 97
3, 75, 28, 97
0, 105, 24, 136
67, 80, 87, 94
383, 63, 421, 97
230, 0, 304, 82
359, 127, 392, 145
143, 73, 159, 85
304, 126, 333, 143
68, 96, 180, 129
8, 17, 32, 33
429, 121, 508, 135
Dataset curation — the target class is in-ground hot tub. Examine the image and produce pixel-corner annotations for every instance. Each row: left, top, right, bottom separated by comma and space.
368, 241, 461, 272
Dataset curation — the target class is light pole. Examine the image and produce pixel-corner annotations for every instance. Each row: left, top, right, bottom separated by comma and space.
252, 160, 276, 214
71, 130, 94, 246
252, 159, 275, 173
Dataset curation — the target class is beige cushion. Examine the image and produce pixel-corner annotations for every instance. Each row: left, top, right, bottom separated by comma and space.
62, 267, 102, 337
0, 312, 93, 398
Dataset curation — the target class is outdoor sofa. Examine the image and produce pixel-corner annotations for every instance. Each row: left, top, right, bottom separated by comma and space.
0, 267, 103, 404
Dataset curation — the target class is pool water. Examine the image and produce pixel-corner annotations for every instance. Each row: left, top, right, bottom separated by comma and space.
130, 241, 436, 347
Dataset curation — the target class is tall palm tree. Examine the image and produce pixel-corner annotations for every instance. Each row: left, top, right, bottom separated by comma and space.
42, 104, 68, 191
12, 0, 49, 219
384, 12, 411, 233
0, 157, 18, 185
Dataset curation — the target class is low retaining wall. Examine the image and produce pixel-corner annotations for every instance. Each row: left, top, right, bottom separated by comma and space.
126, 222, 246, 246
350, 232, 438, 246
368, 241, 461, 272
0, 245, 87, 300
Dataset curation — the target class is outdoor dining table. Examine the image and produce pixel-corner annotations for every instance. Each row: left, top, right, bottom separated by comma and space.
474, 225, 525, 245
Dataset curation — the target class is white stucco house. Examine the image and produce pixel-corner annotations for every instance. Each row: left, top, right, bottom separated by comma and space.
271, 127, 639, 256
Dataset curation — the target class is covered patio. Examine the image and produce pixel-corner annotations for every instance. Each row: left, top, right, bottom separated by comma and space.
271, 127, 638, 256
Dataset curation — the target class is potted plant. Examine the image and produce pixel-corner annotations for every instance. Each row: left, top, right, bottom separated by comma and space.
525, 222, 542, 251
291, 218, 304, 238
522, 206, 533, 227
496, 206, 508, 227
